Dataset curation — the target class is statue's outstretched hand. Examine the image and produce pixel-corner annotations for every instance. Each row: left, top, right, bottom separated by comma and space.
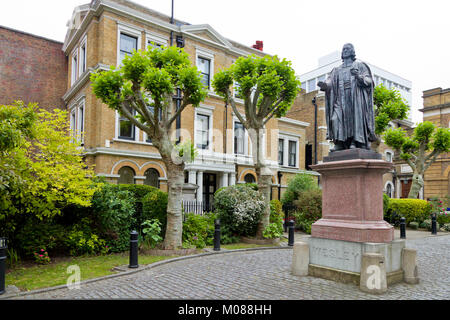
317, 81, 327, 91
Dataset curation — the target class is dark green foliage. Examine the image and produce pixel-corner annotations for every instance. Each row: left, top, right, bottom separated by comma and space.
91, 183, 136, 253
142, 188, 168, 236
291, 190, 322, 235
281, 173, 319, 207
15, 218, 67, 258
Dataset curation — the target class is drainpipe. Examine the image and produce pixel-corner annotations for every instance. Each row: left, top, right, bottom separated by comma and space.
312, 96, 318, 165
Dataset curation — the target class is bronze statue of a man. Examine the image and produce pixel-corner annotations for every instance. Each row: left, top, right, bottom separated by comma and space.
318, 43, 377, 151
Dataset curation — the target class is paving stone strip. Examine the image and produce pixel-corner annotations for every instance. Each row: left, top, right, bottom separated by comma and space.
4, 235, 450, 300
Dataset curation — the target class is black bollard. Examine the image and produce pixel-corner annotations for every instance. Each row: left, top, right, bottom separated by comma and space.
0, 238, 6, 295
129, 231, 139, 269
288, 220, 295, 246
431, 214, 437, 235
400, 217, 406, 239
214, 219, 221, 251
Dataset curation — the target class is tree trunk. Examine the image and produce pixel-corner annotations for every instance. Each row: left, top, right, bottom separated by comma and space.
248, 126, 272, 239
407, 172, 424, 199
162, 159, 185, 249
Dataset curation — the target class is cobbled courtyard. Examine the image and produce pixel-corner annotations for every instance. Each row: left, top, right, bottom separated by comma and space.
8, 234, 450, 300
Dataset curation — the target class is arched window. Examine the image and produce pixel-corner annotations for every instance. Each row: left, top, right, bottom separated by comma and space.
118, 166, 135, 185
244, 173, 256, 184
385, 182, 394, 198
144, 168, 160, 188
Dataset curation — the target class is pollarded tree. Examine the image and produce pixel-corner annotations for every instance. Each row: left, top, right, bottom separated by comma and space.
383, 121, 450, 198
212, 55, 301, 238
372, 83, 410, 151
91, 46, 207, 249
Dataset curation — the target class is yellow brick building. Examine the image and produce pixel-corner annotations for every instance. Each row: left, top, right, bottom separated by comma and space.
420, 87, 450, 199
62, 0, 313, 206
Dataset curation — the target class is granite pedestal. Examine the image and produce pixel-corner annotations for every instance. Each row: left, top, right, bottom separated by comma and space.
305, 149, 408, 286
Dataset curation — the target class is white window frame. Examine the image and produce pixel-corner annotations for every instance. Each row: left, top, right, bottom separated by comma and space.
194, 105, 214, 153
115, 110, 140, 142
69, 106, 77, 142
232, 118, 249, 155
278, 133, 300, 169
117, 24, 142, 66
384, 181, 394, 198
79, 36, 87, 76
77, 99, 86, 145
195, 47, 215, 91
71, 48, 78, 86
385, 150, 394, 162
145, 32, 168, 49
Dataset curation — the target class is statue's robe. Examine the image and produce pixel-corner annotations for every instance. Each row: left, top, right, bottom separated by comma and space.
323, 59, 377, 147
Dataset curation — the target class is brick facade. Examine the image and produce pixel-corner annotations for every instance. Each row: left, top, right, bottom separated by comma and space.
0, 26, 67, 110
420, 88, 450, 199
61, 0, 314, 201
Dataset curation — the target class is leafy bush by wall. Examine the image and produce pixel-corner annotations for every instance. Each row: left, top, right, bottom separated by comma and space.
388, 199, 432, 225
281, 173, 319, 207
142, 188, 168, 236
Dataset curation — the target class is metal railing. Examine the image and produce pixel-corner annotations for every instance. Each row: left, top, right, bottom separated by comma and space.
182, 200, 215, 215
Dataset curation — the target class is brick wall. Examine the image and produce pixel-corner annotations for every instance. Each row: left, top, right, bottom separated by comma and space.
0, 26, 67, 110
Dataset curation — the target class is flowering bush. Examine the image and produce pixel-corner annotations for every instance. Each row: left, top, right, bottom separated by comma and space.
214, 184, 266, 237
33, 249, 51, 265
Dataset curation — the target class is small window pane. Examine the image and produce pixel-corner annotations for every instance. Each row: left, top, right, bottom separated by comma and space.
234, 122, 244, 154
144, 168, 160, 188
278, 139, 284, 165
196, 114, 209, 149
197, 57, 210, 87
289, 141, 297, 167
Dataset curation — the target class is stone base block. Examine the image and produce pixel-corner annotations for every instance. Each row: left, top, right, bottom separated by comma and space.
308, 264, 404, 286
306, 237, 405, 274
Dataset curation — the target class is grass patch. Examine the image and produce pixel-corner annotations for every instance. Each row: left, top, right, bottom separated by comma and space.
6, 253, 174, 292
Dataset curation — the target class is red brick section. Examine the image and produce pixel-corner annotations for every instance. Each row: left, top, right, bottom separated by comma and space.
0, 26, 68, 111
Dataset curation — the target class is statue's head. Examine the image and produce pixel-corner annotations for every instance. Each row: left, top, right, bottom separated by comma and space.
341, 43, 356, 61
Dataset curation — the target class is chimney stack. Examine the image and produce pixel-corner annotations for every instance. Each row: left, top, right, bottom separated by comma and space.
252, 40, 263, 51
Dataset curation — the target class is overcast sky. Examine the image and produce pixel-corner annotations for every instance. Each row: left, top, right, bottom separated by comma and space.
1, 0, 449, 124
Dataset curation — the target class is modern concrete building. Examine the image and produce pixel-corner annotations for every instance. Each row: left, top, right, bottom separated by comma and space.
299, 51, 413, 119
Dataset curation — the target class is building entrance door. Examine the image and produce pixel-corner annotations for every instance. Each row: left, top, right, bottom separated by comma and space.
203, 173, 217, 211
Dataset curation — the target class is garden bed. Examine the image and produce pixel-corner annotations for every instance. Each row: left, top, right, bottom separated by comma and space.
139, 248, 200, 256
240, 236, 280, 245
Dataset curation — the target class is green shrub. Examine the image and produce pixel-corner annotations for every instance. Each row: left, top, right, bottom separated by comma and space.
141, 219, 163, 249
15, 218, 67, 258
64, 229, 109, 256
182, 213, 216, 248
293, 189, 322, 221
91, 183, 136, 252
437, 213, 450, 226
142, 188, 168, 236
214, 184, 266, 237
419, 219, 440, 231
443, 223, 450, 232
281, 173, 319, 206
388, 199, 432, 225
409, 222, 419, 230
262, 223, 283, 239
292, 212, 314, 234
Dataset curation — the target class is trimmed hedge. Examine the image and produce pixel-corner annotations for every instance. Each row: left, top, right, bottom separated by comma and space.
142, 188, 168, 236
388, 199, 432, 225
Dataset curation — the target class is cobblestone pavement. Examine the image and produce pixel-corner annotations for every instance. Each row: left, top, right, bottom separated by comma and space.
10, 235, 450, 300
